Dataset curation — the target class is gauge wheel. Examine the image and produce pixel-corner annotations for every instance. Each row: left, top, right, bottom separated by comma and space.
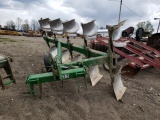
43, 52, 52, 72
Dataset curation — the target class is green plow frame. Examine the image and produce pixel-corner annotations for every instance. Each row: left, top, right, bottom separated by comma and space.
25, 37, 107, 94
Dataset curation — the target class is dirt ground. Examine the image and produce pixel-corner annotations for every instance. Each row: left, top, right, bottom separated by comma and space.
0, 35, 160, 120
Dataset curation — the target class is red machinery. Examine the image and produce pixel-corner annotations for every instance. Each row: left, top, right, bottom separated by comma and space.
90, 32, 160, 76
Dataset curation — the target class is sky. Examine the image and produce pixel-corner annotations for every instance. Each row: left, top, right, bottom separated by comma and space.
0, 0, 160, 32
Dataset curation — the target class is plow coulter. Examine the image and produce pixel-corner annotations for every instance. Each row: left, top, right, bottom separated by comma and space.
25, 18, 127, 100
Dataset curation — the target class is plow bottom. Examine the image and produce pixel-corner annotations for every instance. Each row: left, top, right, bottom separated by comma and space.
89, 65, 103, 86
113, 66, 126, 100
62, 50, 71, 63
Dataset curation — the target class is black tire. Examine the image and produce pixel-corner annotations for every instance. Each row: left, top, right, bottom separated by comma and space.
97, 44, 101, 51
95, 43, 99, 50
43, 52, 52, 72
92, 43, 96, 49
102, 45, 106, 52
99, 44, 102, 51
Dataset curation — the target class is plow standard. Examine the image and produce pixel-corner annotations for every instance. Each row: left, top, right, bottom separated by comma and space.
25, 18, 127, 100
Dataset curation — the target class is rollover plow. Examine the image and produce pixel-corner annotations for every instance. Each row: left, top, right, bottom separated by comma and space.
25, 18, 127, 100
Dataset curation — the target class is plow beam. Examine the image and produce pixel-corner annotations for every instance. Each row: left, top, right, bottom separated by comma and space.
65, 56, 107, 67
43, 36, 106, 57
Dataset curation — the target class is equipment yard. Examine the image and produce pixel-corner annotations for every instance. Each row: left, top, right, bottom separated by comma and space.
0, 35, 160, 120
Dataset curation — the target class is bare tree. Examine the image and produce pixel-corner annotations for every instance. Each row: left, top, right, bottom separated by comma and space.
21, 24, 29, 32
6, 20, 15, 29
23, 19, 29, 32
137, 21, 154, 34
30, 20, 39, 32
16, 17, 22, 31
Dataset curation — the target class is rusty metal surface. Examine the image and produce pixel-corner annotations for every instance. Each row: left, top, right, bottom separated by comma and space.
121, 65, 141, 77
147, 33, 160, 51
90, 36, 160, 76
